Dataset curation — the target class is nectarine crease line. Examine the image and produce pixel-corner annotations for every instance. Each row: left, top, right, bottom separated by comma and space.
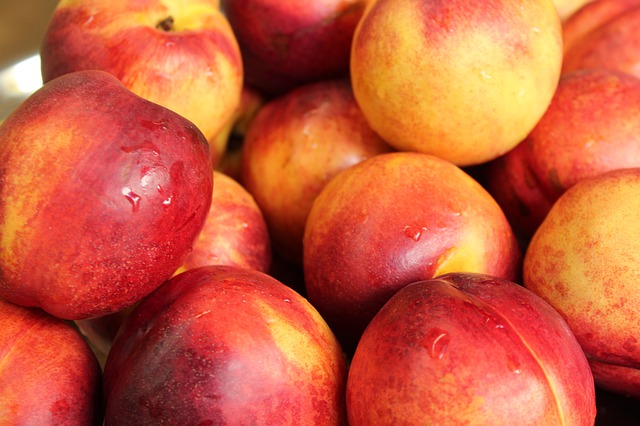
460, 288, 567, 426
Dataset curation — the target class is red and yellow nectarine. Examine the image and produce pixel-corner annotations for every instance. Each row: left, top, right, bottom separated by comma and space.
40, 0, 243, 155
0, 70, 213, 320
347, 273, 596, 425
103, 265, 347, 425
240, 79, 391, 265
350, 0, 563, 166
304, 152, 521, 352
483, 68, 640, 241
524, 168, 640, 398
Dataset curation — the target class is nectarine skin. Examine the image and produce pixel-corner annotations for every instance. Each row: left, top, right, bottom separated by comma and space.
180, 171, 272, 273
562, 0, 640, 54
103, 265, 347, 425
563, 5, 640, 79
524, 168, 640, 398
240, 79, 391, 265
483, 68, 640, 241
350, 0, 563, 166
346, 273, 596, 425
221, 0, 367, 95
0, 298, 102, 424
40, 0, 243, 149
552, 0, 592, 22
0, 70, 213, 320
303, 152, 521, 352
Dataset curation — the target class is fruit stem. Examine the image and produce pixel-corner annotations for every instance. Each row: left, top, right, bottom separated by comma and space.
156, 16, 174, 31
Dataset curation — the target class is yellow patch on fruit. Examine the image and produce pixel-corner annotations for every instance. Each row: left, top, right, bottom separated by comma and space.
527, 173, 640, 323
433, 238, 484, 277
0, 198, 29, 271
0, 124, 77, 271
351, 0, 563, 166
523, 170, 640, 398
256, 299, 337, 373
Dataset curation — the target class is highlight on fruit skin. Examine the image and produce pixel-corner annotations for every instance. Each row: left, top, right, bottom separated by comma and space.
482, 67, 640, 242
0, 298, 103, 424
40, 0, 244, 156
103, 265, 348, 425
179, 170, 273, 274
3, 0, 640, 422
350, 0, 563, 166
239, 78, 392, 266
0, 69, 214, 320
524, 168, 640, 399
346, 272, 596, 426
303, 151, 522, 354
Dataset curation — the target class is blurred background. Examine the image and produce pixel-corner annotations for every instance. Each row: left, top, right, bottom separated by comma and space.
0, 0, 58, 68
0, 0, 59, 119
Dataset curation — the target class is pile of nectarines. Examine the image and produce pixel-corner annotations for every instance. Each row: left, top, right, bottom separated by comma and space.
0, 0, 639, 424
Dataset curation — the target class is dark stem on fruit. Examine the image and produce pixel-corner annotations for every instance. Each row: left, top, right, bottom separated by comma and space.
156, 16, 174, 31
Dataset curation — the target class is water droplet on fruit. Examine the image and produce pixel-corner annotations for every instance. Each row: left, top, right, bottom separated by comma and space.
140, 119, 169, 131
122, 186, 141, 212
120, 140, 160, 155
507, 353, 522, 375
162, 196, 172, 207
481, 310, 505, 331
423, 328, 450, 360
195, 310, 212, 319
480, 70, 492, 80
82, 15, 95, 28
403, 225, 428, 241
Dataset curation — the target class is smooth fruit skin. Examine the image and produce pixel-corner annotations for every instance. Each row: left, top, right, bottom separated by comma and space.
482, 68, 640, 241
303, 152, 521, 353
562, 5, 640, 79
523, 168, 640, 398
220, 0, 367, 96
0, 298, 102, 425
240, 79, 391, 265
103, 265, 347, 425
40, 0, 243, 152
552, 0, 592, 21
0, 70, 213, 320
562, 0, 640, 54
350, 0, 563, 166
180, 170, 272, 273
346, 273, 596, 426
76, 171, 272, 360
